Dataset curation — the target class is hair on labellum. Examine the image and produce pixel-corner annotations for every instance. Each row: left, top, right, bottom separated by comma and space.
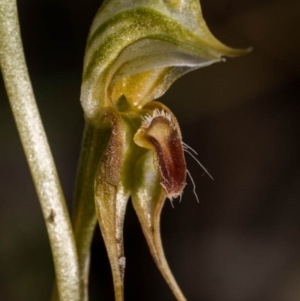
182, 141, 214, 203
141, 108, 177, 130
135, 108, 213, 204
134, 108, 186, 200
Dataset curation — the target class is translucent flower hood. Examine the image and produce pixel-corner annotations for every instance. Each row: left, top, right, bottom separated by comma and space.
81, 0, 248, 122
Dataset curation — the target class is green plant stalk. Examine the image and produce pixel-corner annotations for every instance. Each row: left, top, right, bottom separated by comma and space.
0, 1, 80, 301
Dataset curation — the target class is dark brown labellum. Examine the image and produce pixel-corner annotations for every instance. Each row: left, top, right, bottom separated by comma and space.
134, 108, 186, 199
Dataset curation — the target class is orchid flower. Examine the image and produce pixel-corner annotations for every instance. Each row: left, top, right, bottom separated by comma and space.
74, 1, 249, 300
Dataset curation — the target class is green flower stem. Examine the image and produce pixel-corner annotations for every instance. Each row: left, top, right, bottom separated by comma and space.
0, 1, 80, 301
72, 121, 111, 301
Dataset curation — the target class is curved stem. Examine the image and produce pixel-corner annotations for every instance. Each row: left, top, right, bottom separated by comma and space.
0, 2, 80, 301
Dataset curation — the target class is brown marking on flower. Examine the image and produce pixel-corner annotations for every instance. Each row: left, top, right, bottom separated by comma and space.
134, 109, 186, 199
99, 107, 125, 187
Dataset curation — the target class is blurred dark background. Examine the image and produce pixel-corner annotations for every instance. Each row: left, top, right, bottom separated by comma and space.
1, 0, 300, 300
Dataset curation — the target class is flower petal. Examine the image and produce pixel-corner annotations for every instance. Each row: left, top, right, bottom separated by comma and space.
81, 0, 249, 122
134, 101, 186, 199
131, 150, 187, 301
94, 107, 129, 301
93, 106, 149, 301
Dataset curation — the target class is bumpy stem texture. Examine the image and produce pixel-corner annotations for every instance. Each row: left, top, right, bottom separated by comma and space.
0, 1, 80, 301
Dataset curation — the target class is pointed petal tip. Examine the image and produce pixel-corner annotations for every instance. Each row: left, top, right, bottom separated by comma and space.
224, 46, 253, 58
212, 44, 252, 60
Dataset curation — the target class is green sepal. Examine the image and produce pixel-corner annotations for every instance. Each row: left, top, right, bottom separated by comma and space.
93, 107, 146, 301
72, 120, 112, 300
81, 0, 250, 123
131, 151, 187, 301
